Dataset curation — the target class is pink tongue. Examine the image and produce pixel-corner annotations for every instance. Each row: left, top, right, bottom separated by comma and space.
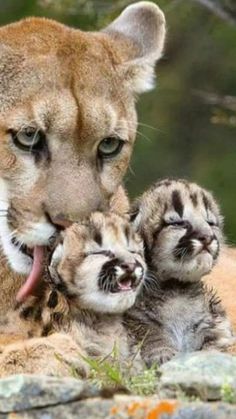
118, 279, 132, 291
16, 246, 45, 303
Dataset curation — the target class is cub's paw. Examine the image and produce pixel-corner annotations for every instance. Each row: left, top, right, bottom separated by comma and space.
214, 336, 236, 354
144, 347, 177, 367
203, 332, 236, 352
226, 341, 236, 355
0, 333, 90, 378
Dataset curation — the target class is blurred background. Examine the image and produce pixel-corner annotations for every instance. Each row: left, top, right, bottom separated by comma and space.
1, 0, 236, 242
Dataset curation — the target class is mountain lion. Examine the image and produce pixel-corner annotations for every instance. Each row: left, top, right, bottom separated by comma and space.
0, 2, 166, 375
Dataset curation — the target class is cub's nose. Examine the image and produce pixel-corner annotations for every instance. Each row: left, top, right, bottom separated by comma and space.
120, 262, 136, 272
120, 261, 144, 279
196, 232, 215, 246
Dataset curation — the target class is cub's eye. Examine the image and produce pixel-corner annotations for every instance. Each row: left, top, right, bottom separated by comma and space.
166, 220, 189, 228
129, 250, 143, 257
98, 137, 124, 159
86, 250, 115, 258
10, 127, 45, 151
207, 220, 217, 227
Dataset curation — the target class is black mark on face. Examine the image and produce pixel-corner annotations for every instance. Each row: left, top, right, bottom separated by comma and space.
98, 258, 119, 293
202, 192, 210, 211
124, 225, 130, 243
173, 236, 194, 260
190, 193, 198, 207
172, 190, 184, 218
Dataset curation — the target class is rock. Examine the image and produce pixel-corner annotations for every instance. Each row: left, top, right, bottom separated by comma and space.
159, 351, 236, 401
1, 353, 236, 418
0, 374, 98, 413
2, 397, 236, 419
170, 403, 236, 419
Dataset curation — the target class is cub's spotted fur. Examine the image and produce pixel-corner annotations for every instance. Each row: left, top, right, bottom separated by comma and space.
0, 212, 146, 376
125, 179, 235, 366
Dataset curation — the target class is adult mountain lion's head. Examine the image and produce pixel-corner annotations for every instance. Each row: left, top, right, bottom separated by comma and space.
0, 2, 165, 300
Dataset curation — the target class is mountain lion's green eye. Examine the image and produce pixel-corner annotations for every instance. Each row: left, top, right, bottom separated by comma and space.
98, 137, 124, 158
10, 127, 45, 151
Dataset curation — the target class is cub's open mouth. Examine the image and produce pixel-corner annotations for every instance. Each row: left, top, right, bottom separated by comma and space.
112, 274, 141, 293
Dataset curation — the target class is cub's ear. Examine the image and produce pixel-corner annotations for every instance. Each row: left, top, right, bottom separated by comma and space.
103, 1, 166, 93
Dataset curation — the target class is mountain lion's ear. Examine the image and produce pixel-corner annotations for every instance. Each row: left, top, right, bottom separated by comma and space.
103, 2, 166, 93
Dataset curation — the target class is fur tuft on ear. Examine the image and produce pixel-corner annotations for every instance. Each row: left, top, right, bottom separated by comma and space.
103, 2, 166, 93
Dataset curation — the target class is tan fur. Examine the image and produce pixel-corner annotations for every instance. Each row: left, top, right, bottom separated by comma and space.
206, 247, 236, 354
0, 260, 48, 346
0, 333, 90, 377
0, 3, 166, 376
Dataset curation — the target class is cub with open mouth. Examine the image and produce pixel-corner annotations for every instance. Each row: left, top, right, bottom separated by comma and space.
49, 211, 145, 308
41, 211, 145, 370
0, 211, 146, 376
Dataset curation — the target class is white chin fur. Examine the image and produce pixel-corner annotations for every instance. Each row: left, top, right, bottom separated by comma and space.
159, 252, 214, 282
194, 251, 214, 276
2, 236, 33, 275
0, 179, 55, 274
81, 290, 138, 314
0, 181, 32, 274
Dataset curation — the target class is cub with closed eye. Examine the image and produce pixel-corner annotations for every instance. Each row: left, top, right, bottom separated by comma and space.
41, 211, 146, 369
0, 211, 146, 377
125, 179, 235, 366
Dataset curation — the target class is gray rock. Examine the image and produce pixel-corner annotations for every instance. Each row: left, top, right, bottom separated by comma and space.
159, 351, 236, 401
0, 374, 97, 413
2, 397, 236, 419
1, 352, 236, 418
170, 403, 236, 419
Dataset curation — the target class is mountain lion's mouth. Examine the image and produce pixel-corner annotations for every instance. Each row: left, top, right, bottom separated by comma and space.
11, 239, 46, 303
11, 237, 34, 259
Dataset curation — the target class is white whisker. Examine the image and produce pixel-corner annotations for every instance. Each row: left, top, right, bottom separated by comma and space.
29, 127, 40, 154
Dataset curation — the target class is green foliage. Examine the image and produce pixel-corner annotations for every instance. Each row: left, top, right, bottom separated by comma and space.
82, 345, 159, 396
174, 388, 200, 403
55, 342, 158, 396
221, 382, 236, 404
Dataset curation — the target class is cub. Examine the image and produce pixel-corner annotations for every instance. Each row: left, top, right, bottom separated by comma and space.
42, 211, 146, 368
0, 211, 146, 377
125, 179, 235, 366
